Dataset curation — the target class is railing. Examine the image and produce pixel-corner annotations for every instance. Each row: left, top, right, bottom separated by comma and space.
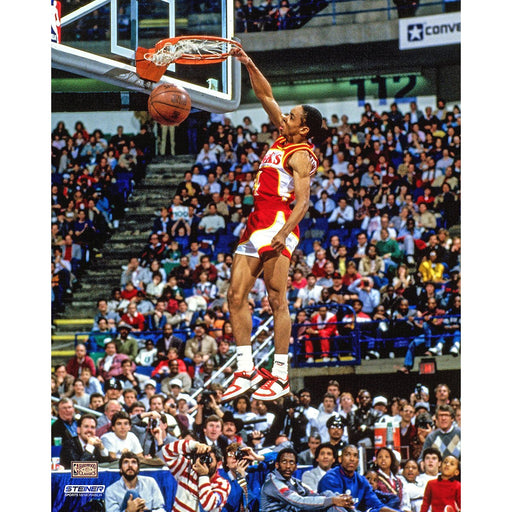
70, 310, 460, 370
190, 315, 276, 400
236, 0, 455, 32
51, 396, 102, 417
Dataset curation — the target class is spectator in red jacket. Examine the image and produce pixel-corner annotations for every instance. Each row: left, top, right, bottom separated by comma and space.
120, 301, 146, 332
66, 342, 97, 378
308, 305, 339, 362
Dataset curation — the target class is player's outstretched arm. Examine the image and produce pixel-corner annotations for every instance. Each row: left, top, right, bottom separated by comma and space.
230, 47, 282, 129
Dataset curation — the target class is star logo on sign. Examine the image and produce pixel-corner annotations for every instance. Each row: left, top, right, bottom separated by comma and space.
408, 24, 424, 42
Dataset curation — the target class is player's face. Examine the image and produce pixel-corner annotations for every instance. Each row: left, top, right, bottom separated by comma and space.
281, 106, 307, 139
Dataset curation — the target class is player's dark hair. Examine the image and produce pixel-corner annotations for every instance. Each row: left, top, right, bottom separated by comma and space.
301, 104, 323, 143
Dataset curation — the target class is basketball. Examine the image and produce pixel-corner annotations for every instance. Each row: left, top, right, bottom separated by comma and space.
148, 83, 191, 126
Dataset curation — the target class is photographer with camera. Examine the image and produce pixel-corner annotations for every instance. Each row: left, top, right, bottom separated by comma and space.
194, 386, 227, 432
161, 438, 231, 512
130, 409, 179, 460
220, 442, 265, 512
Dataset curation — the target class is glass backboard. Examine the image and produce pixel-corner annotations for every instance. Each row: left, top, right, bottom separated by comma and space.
51, 0, 241, 113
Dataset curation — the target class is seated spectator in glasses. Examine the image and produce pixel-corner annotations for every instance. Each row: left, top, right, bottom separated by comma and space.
419, 405, 461, 463
260, 447, 349, 512
52, 397, 78, 445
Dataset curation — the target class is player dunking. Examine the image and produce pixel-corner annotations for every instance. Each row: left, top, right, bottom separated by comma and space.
222, 47, 322, 402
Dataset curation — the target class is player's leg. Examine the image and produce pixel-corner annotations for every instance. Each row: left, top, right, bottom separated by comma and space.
252, 252, 292, 400
261, 252, 292, 357
227, 253, 262, 350
222, 253, 264, 402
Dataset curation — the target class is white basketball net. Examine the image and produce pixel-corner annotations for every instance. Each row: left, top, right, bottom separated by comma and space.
144, 38, 236, 66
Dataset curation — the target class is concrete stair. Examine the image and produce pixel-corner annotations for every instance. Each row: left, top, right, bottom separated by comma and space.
51, 154, 195, 367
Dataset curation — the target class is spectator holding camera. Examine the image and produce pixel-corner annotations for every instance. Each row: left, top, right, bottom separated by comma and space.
220, 442, 265, 512
130, 409, 179, 459
161, 439, 231, 512
410, 411, 434, 461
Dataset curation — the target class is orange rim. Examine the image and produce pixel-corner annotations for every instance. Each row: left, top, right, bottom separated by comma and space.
152, 35, 242, 65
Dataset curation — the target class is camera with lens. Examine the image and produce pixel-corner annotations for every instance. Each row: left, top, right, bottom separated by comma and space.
190, 451, 213, 466
415, 383, 423, 400
417, 419, 433, 429
233, 448, 247, 461
150, 418, 159, 429
199, 389, 216, 407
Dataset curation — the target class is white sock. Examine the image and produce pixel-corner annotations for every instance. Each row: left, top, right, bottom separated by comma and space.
236, 346, 253, 373
272, 354, 289, 379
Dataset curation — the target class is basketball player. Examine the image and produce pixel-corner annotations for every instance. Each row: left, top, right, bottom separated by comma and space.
222, 47, 322, 402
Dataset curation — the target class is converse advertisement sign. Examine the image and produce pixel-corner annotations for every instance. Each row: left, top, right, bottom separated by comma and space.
399, 12, 461, 50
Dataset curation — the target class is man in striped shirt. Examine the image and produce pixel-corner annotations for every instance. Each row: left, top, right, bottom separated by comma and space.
161, 439, 230, 512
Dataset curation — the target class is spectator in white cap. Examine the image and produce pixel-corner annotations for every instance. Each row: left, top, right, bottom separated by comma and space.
372, 396, 397, 425
139, 379, 157, 410
166, 377, 197, 409
160, 359, 193, 394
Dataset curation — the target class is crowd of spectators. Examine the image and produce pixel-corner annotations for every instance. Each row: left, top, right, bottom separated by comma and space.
51, 119, 156, 316
52, 367, 461, 511
58, 98, 460, 364
51, 96, 461, 511
57, 0, 462, 43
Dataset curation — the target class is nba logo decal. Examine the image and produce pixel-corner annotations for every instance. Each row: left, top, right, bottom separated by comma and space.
51, 0, 61, 43
71, 461, 99, 478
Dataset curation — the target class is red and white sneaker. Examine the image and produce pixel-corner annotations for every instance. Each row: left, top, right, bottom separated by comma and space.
252, 373, 290, 401
221, 368, 265, 402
